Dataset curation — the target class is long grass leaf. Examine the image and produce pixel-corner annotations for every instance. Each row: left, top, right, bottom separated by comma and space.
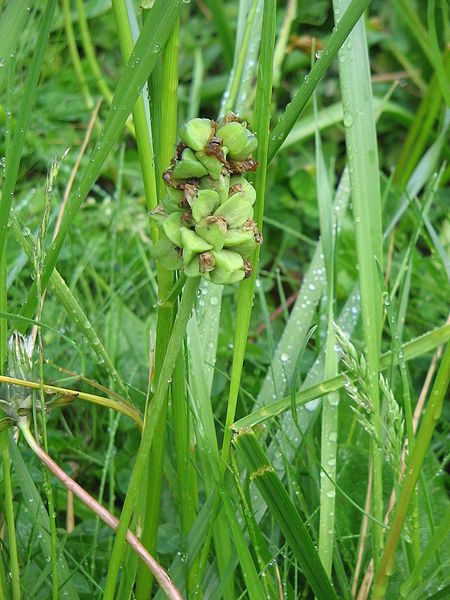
234, 429, 338, 600
267, 0, 372, 162
233, 323, 450, 428
17, 0, 182, 326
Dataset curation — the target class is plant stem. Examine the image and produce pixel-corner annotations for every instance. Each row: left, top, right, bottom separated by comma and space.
332, 0, 384, 562
373, 342, 450, 598
18, 421, 183, 600
61, 0, 95, 111
136, 18, 180, 598
0, 432, 21, 600
0, 374, 142, 430
103, 276, 200, 599
111, 0, 159, 223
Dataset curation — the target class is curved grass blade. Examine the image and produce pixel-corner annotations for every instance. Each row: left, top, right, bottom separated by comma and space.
233, 322, 450, 429
17, 0, 182, 327
267, 0, 372, 163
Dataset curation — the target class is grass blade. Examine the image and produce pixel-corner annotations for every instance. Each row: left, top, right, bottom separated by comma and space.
373, 342, 450, 598
17, 0, 182, 327
332, 0, 384, 559
267, 0, 372, 162
234, 429, 338, 600
233, 322, 450, 428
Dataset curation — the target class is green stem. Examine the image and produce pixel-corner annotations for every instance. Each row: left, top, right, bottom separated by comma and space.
223, 0, 258, 114
61, 0, 94, 111
332, 0, 384, 562
75, 0, 113, 104
135, 18, 180, 599
111, 0, 159, 222
373, 342, 450, 598
0, 432, 21, 600
400, 510, 450, 597
102, 276, 200, 600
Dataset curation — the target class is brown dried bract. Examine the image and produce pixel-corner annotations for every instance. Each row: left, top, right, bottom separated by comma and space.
205, 137, 228, 164
243, 259, 253, 279
221, 112, 243, 124
199, 251, 215, 272
229, 183, 243, 195
243, 219, 263, 244
228, 158, 259, 174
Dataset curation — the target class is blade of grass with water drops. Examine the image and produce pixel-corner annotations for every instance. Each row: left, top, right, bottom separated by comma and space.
267, 0, 372, 163
332, 0, 384, 559
17, 0, 182, 327
234, 322, 450, 428
234, 429, 338, 600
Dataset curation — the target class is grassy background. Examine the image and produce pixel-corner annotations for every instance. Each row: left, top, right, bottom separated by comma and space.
0, 0, 449, 599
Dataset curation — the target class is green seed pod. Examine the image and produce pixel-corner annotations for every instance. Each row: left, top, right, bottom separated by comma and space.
149, 204, 169, 227
151, 238, 182, 270
200, 174, 230, 204
216, 121, 258, 160
162, 186, 184, 212
178, 118, 214, 151
190, 189, 221, 222
214, 196, 253, 228
181, 227, 213, 265
173, 148, 208, 180
213, 249, 244, 272
223, 229, 256, 258
227, 269, 246, 283
195, 216, 227, 251
229, 176, 256, 205
163, 211, 183, 246
185, 251, 216, 277
196, 150, 224, 180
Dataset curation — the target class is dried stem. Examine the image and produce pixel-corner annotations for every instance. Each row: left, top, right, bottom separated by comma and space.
18, 421, 183, 600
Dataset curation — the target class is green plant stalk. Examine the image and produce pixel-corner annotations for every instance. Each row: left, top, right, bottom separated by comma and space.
220, 0, 275, 473
193, 6, 276, 587
234, 429, 338, 600
103, 276, 200, 599
267, 0, 372, 162
373, 342, 450, 599
9, 212, 130, 400
400, 510, 450, 597
332, 0, 384, 561
0, 432, 20, 600
111, 0, 159, 222
233, 322, 450, 429
224, 0, 258, 114
273, 0, 297, 88
428, 0, 450, 110
392, 0, 433, 65
75, 0, 113, 104
203, 0, 234, 68
61, 0, 94, 111
315, 126, 339, 575
135, 20, 180, 599
171, 350, 199, 596
17, 0, 181, 328
394, 51, 450, 187
35, 197, 59, 600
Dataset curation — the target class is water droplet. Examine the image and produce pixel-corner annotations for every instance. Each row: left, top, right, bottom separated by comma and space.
280, 352, 289, 363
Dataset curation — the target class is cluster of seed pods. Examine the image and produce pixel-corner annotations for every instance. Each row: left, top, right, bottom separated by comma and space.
150, 114, 262, 285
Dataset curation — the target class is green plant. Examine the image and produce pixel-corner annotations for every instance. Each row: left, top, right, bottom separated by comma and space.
0, 1, 449, 599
